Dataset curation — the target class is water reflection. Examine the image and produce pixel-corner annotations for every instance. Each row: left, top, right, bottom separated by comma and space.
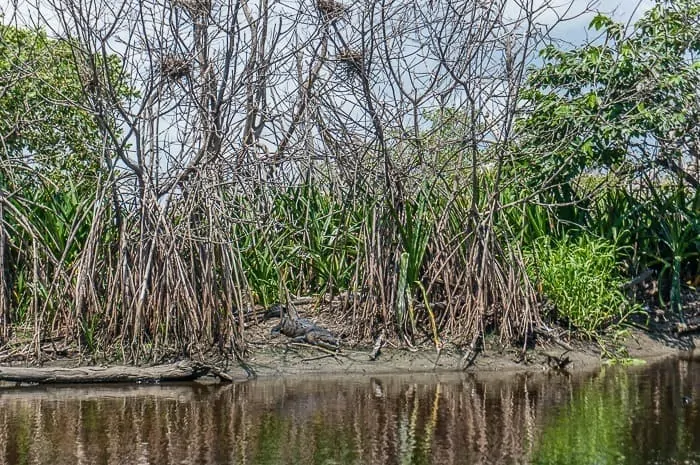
0, 358, 698, 465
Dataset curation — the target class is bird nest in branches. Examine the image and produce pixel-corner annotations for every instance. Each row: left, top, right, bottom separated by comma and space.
337, 49, 363, 79
78, 69, 100, 94
172, 0, 211, 16
316, 0, 346, 21
159, 55, 191, 81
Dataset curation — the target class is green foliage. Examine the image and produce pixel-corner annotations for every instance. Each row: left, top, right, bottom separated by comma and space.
396, 191, 434, 288
236, 185, 366, 305
285, 184, 364, 292
517, 1, 700, 188
586, 184, 699, 315
4, 179, 95, 323
1, 24, 99, 182
524, 233, 634, 335
643, 188, 699, 319
499, 184, 563, 244
393, 186, 443, 341
0, 23, 129, 331
516, 1, 700, 320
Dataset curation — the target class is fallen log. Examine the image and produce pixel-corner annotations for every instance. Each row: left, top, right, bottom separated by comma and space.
0, 361, 211, 384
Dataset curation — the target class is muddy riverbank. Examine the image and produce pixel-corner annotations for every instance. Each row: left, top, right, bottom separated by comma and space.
231, 328, 691, 381
0, 326, 694, 385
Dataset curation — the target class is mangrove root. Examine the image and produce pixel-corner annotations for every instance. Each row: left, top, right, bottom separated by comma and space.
369, 329, 385, 361
544, 351, 572, 372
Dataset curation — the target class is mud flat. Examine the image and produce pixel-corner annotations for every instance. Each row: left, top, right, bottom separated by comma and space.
0, 327, 692, 386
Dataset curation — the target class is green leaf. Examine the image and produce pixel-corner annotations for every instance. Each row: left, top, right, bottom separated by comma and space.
590, 13, 614, 31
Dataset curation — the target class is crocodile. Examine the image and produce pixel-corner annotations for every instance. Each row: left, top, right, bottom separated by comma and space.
266, 304, 340, 351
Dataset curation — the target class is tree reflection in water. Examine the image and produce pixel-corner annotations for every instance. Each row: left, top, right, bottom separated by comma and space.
0, 358, 698, 465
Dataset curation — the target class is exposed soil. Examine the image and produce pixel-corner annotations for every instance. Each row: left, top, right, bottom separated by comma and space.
230, 323, 690, 383
225, 284, 700, 381
0, 327, 692, 385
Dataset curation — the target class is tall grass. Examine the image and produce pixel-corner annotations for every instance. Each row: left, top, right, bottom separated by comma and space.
586, 182, 699, 321
524, 233, 635, 336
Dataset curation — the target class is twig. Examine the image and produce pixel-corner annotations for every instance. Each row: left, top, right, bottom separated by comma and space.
289, 341, 340, 356
301, 353, 341, 363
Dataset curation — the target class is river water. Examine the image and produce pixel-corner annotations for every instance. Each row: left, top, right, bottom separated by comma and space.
0, 357, 698, 465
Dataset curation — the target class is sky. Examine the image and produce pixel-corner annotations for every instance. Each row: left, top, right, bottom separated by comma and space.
2, 0, 657, 37
544, 0, 656, 41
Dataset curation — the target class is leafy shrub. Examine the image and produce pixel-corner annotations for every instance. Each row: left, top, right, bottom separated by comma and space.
525, 233, 634, 335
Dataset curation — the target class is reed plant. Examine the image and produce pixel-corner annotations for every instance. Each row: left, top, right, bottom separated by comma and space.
394, 186, 435, 343
524, 233, 635, 336
584, 182, 699, 321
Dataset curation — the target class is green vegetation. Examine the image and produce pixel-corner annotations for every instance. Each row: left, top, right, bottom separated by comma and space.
0, 0, 698, 363
0, 23, 122, 351
524, 234, 633, 336
234, 184, 367, 305
515, 0, 699, 327
0, 25, 101, 181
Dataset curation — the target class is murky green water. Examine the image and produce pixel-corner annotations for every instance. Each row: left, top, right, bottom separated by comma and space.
0, 358, 699, 464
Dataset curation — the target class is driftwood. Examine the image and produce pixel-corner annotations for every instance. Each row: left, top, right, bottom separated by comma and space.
0, 361, 212, 384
